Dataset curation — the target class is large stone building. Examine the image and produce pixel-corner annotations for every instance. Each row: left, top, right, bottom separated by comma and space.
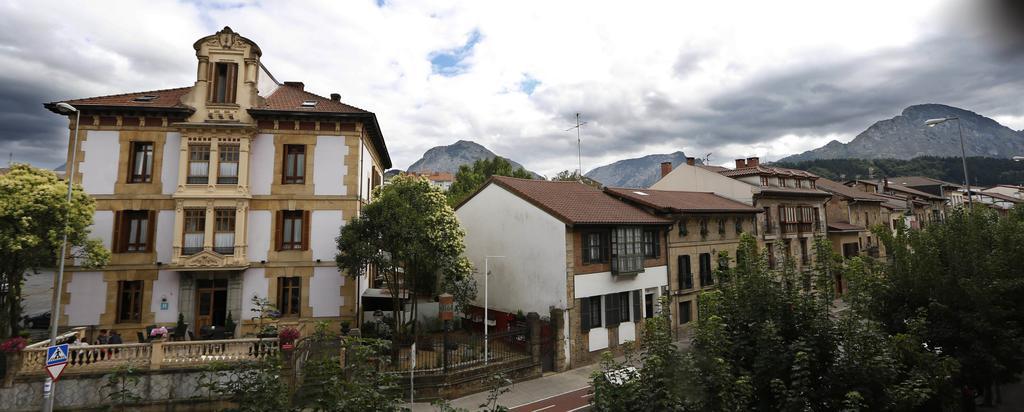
44, 27, 390, 339
455, 176, 671, 370
651, 157, 830, 271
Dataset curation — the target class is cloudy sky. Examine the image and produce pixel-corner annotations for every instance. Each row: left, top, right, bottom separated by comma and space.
2, 0, 1023, 175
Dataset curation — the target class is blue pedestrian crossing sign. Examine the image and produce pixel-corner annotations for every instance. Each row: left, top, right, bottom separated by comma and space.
45, 343, 69, 381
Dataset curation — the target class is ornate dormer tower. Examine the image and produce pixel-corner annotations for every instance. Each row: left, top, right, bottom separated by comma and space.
182, 26, 264, 125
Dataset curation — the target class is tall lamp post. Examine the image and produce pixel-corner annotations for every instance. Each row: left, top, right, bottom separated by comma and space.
483, 255, 504, 365
42, 102, 82, 412
925, 117, 973, 210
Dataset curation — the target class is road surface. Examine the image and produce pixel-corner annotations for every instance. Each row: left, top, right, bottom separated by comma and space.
509, 387, 592, 412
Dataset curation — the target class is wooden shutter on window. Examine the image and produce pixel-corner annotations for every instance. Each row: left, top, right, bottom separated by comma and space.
226, 64, 238, 103
580, 297, 591, 331
146, 210, 156, 253
632, 290, 642, 322
605, 294, 619, 326
274, 211, 284, 251
301, 210, 311, 250
111, 211, 123, 253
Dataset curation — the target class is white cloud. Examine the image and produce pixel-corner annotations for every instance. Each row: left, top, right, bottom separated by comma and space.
2, 0, 1019, 176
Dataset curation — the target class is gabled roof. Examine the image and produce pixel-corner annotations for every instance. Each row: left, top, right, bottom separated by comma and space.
846, 179, 943, 201
981, 192, 1024, 203
604, 187, 761, 214
888, 176, 961, 188
718, 165, 818, 179
827, 222, 866, 233
44, 87, 194, 114
252, 84, 370, 114
467, 176, 672, 226
697, 165, 730, 173
815, 177, 884, 202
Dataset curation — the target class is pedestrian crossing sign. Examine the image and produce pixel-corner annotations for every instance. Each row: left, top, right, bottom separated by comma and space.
45, 343, 69, 381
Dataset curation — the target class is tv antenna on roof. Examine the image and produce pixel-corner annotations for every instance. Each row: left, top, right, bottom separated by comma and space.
565, 113, 587, 179
703, 153, 712, 165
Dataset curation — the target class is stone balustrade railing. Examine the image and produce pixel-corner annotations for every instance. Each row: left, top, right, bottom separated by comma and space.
6, 338, 279, 383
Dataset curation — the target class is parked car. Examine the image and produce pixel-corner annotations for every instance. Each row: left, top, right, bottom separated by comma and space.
22, 312, 50, 329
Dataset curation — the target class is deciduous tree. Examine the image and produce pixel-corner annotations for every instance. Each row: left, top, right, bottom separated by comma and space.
446, 157, 532, 206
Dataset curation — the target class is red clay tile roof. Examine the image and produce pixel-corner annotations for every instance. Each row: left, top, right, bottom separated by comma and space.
697, 165, 729, 172
982, 192, 1024, 203
718, 165, 818, 179
848, 179, 944, 201
604, 187, 760, 213
889, 176, 961, 188
482, 176, 671, 225
827, 222, 865, 232
45, 87, 194, 112
815, 177, 885, 202
252, 84, 370, 114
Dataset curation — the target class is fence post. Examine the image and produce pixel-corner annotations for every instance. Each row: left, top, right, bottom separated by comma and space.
150, 340, 164, 370
442, 321, 449, 374
527, 312, 540, 367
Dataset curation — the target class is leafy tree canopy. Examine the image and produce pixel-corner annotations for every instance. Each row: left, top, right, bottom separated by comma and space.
447, 157, 533, 206
550, 170, 603, 188
0, 164, 109, 337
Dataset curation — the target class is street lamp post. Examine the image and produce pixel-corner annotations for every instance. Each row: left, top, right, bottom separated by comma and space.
483, 256, 504, 365
42, 102, 82, 412
925, 117, 972, 210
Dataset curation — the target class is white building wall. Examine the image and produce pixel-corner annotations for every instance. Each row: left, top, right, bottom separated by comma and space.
456, 184, 568, 315
249, 134, 274, 195
313, 136, 349, 195
360, 142, 373, 201
650, 163, 755, 205
247, 210, 271, 262
79, 130, 119, 194
150, 270, 180, 323
241, 268, 269, 315
310, 267, 345, 317
65, 271, 106, 326
311, 210, 344, 261
161, 132, 180, 194
573, 266, 668, 299
90, 211, 115, 251
155, 210, 175, 263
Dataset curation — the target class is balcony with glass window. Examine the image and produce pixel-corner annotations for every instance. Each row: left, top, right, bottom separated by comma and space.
175, 138, 250, 198
172, 207, 247, 269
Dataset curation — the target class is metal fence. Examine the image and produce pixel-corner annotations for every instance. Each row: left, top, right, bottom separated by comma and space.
387, 327, 532, 374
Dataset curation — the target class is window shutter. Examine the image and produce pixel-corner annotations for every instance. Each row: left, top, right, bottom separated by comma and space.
146, 210, 156, 253
301, 210, 311, 250
226, 64, 238, 103
605, 294, 619, 326
632, 290, 642, 322
111, 211, 123, 253
654, 230, 661, 258
274, 211, 284, 251
580, 298, 591, 331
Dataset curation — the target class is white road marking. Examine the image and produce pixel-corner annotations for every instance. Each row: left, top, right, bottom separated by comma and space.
531, 405, 556, 412
510, 386, 591, 410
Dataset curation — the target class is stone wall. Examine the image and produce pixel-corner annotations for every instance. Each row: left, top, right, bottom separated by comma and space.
0, 369, 224, 411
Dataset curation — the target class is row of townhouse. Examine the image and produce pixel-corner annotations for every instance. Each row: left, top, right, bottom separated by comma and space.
453, 157, 1022, 371
45, 27, 390, 340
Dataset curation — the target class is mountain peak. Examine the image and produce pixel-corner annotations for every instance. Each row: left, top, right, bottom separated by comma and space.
779, 104, 1024, 162
405, 140, 538, 177
584, 151, 692, 188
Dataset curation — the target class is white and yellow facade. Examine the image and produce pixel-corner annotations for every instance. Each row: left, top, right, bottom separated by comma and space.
45, 27, 390, 338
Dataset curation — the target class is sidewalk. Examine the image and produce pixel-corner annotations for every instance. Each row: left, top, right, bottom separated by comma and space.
404, 329, 693, 411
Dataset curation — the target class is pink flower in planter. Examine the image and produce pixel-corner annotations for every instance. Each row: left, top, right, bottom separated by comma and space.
0, 337, 27, 353
150, 326, 169, 338
278, 327, 300, 343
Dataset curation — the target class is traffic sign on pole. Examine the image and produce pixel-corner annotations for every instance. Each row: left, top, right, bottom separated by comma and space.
45, 344, 69, 381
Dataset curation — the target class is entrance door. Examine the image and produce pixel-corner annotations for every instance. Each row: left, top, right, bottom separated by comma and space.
195, 278, 229, 332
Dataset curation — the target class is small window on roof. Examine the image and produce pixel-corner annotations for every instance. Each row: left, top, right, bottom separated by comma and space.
132, 95, 157, 102
301, 100, 317, 107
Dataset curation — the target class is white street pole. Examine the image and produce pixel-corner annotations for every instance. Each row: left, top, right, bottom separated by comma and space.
483, 256, 504, 365
43, 103, 81, 412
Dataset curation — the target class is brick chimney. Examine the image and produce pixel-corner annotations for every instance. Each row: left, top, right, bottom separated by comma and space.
735, 159, 747, 169
330, 93, 341, 102
686, 157, 695, 166
660, 162, 673, 178
746, 157, 760, 167
284, 81, 305, 91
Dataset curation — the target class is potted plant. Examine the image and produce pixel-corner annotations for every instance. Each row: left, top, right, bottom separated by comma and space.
278, 327, 300, 350
224, 312, 236, 338
1, 336, 28, 387
340, 321, 351, 336
249, 295, 280, 338
173, 313, 188, 341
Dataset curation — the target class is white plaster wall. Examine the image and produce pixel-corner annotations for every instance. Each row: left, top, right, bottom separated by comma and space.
65, 272, 106, 326
155, 210, 175, 263
573, 266, 668, 299
90, 211, 115, 251
79, 130, 119, 194
313, 136, 349, 195
241, 268, 269, 316
588, 328, 609, 351
249, 134, 274, 195
150, 270, 180, 323
257, 65, 279, 97
248, 210, 271, 262
650, 163, 755, 205
161, 132, 180, 195
456, 184, 567, 315
618, 321, 636, 344
310, 267, 345, 317
311, 210, 344, 261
